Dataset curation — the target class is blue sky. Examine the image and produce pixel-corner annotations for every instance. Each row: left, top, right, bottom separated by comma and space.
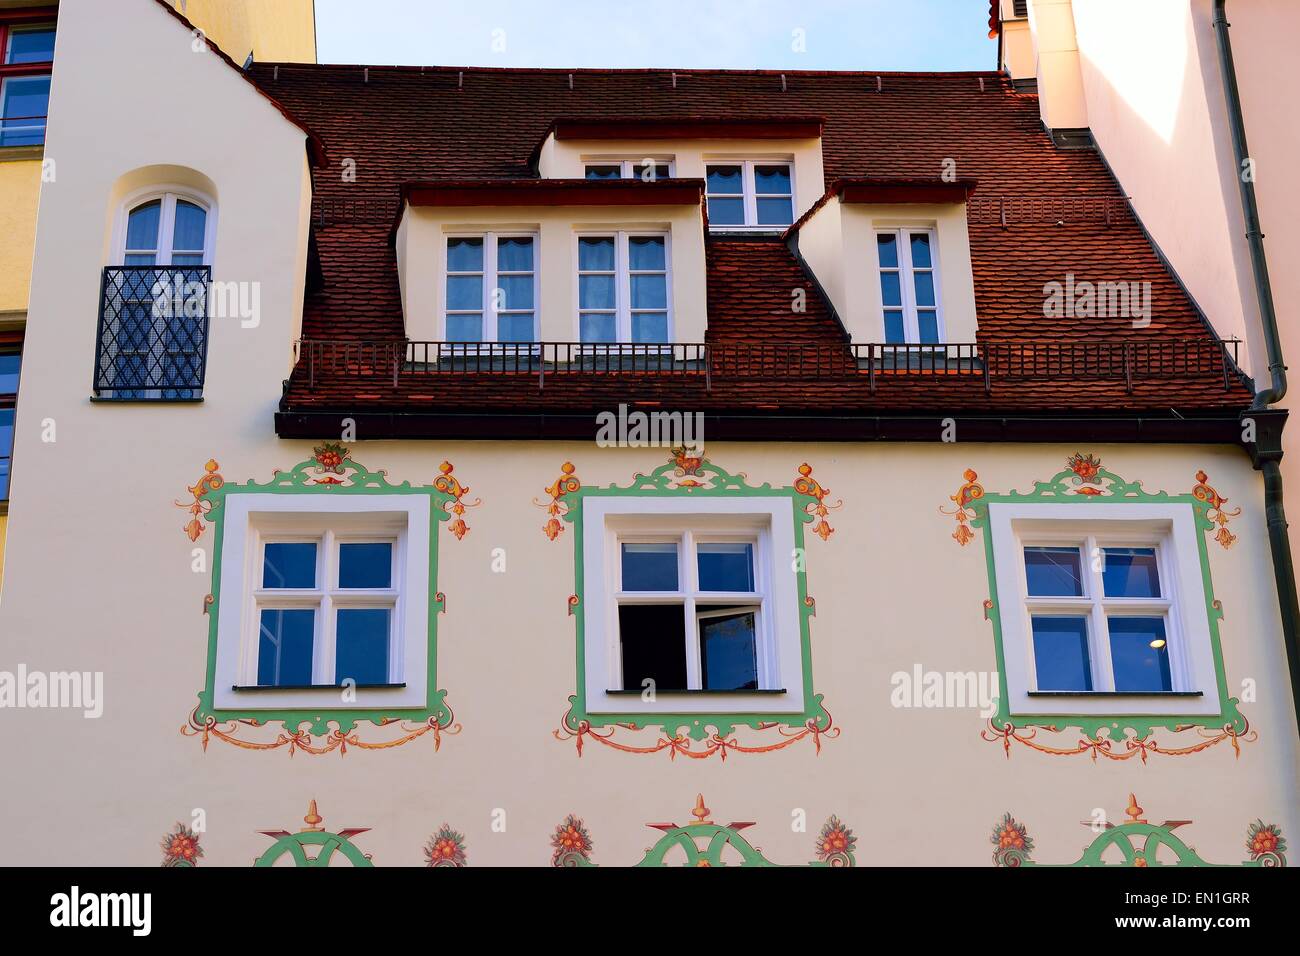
315, 0, 996, 72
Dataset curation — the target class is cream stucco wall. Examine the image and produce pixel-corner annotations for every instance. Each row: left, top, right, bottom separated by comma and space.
0, 435, 1294, 865
537, 134, 826, 225
166, 0, 316, 64
397, 202, 708, 343
1028, 0, 1089, 130
796, 198, 978, 342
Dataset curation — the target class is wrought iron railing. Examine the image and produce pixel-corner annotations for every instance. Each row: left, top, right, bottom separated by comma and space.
294, 337, 1244, 396
93, 266, 211, 399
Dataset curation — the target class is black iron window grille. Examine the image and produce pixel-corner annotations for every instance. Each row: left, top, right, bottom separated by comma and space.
94, 266, 210, 400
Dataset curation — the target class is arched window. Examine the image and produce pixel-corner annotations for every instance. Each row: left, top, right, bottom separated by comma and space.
121, 192, 211, 266
95, 191, 215, 400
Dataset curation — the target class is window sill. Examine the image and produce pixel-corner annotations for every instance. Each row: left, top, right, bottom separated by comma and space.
605, 688, 787, 695
90, 396, 204, 404
0, 144, 44, 162
231, 683, 408, 692
1026, 690, 1204, 698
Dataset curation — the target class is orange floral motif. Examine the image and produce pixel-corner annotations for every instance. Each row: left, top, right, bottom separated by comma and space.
424, 823, 468, 867
538, 462, 581, 540
433, 461, 479, 540
942, 468, 984, 546
160, 823, 203, 867
1193, 469, 1241, 549
672, 444, 704, 477
794, 463, 840, 541
176, 459, 224, 542
1067, 452, 1103, 486
550, 814, 593, 866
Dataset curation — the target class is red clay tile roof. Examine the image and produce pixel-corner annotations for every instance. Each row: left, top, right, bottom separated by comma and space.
250, 62, 1251, 417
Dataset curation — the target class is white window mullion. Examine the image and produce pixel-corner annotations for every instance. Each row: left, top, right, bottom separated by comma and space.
743, 161, 757, 226
898, 230, 920, 344
483, 233, 497, 345
318, 529, 336, 684
617, 232, 631, 343
1083, 535, 1115, 692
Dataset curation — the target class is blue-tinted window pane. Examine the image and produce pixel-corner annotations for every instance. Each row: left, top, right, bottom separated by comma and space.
754, 165, 791, 195
1023, 546, 1084, 597
1108, 617, 1172, 692
697, 543, 754, 592
1031, 616, 1092, 691
578, 236, 615, 271
262, 543, 317, 589
628, 236, 665, 271
0, 75, 49, 146
918, 311, 939, 343
338, 542, 392, 589
876, 233, 898, 268
0, 352, 20, 394
446, 275, 482, 310
706, 165, 742, 194
707, 196, 744, 225
1102, 548, 1161, 598
335, 608, 390, 685
446, 314, 482, 341
496, 236, 533, 271
125, 200, 161, 253
496, 275, 533, 310
630, 274, 666, 309
880, 271, 902, 307
622, 542, 678, 591
172, 201, 206, 253
756, 196, 793, 226
257, 609, 315, 686
699, 611, 758, 691
884, 310, 905, 343
170, 253, 203, 267
913, 271, 936, 307
585, 164, 622, 180
910, 232, 932, 268
498, 313, 535, 341
124, 253, 156, 266
579, 274, 615, 310
446, 237, 483, 272
0, 408, 13, 500
6, 26, 56, 64
580, 313, 616, 343
631, 313, 667, 343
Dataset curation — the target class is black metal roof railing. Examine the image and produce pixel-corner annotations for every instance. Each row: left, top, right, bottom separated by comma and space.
295, 338, 1245, 396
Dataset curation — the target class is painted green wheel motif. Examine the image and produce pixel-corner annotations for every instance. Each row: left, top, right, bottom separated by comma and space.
254, 830, 374, 868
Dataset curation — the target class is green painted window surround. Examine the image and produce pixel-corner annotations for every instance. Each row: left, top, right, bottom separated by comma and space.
963, 460, 1247, 743
186, 449, 459, 746
556, 454, 834, 745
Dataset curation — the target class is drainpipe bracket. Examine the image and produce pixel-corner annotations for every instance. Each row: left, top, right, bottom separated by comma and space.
1240, 407, 1287, 468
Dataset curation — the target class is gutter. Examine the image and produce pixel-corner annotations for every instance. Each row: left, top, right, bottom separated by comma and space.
1213, 0, 1300, 736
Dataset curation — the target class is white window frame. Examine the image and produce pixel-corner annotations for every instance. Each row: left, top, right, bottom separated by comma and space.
874, 227, 943, 344
440, 231, 539, 344
988, 503, 1220, 717
113, 187, 217, 267
213, 494, 431, 711
705, 158, 795, 231
583, 157, 675, 181
574, 230, 672, 344
582, 496, 804, 715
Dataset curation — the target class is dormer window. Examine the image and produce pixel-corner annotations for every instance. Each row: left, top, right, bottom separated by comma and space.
585, 159, 674, 182
577, 232, 670, 344
706, 161, 794, 230
876, 228, 942, 344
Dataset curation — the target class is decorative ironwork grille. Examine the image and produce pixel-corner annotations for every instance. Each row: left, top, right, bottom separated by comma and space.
94, 266, 210, 399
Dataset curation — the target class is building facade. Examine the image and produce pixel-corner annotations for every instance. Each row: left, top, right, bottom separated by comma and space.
0, 0, 1295, 868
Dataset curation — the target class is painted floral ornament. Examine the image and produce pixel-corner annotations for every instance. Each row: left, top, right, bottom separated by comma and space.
1067, 452, 1104, 492
551, 814, 593, 866
816, 815, 857, 865
990, 811, 1034, 867
160, 823, 203, 867
1246, 819, 1287, 866
424, 823, 468, 867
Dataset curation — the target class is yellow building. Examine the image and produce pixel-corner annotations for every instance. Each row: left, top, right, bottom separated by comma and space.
0, 0, 315, 596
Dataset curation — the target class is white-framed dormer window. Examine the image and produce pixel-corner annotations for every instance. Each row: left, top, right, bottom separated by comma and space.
576, 231, 670, 343
988, 503, 1220, 717
705, 160, 794, 230
875, 228, 942, 344
444, 232, 538, 342
581, 497, 805, 715
584, 158, 674, 181
212, 495, 432, 711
